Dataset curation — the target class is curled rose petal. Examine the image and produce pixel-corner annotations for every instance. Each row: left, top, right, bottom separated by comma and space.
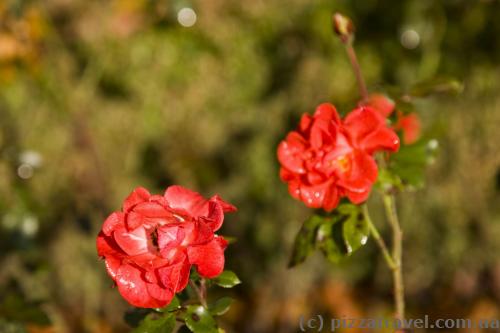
102, 212, 125, 236
188, 237, 227, 278
123, 187, 150, 212
361, 126, 400, 154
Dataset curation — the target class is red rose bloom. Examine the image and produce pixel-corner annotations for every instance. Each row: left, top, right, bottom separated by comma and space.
96, 186, 236, 308
277, 103, 399, 211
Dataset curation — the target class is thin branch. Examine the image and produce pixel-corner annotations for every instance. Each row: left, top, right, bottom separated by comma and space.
362, 204, 397, 270
344, 42, 369, 101
189, 279, 207, 308
383, 194, 405, 322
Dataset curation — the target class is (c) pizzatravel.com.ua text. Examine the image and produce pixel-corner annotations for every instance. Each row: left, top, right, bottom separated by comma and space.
299, 315, 500, 331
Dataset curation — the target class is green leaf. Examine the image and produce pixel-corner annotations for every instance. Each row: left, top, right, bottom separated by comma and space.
212, 271, 241, 288
409, 77, 463, 97
156, 296, 180, 313
376, 168, 404, 192
387, 139, 438, 189
342, 207, 370, 254
317, 218, 347, 264
124, 308, 154, 328
289, 204, 371, 267
184, 305, 218, 333
209, 297, 233, 316
288, 215, 325, 267
132, 313, 176, 333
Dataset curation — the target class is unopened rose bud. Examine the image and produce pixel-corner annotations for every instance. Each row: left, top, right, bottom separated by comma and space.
332, 13, 354, 43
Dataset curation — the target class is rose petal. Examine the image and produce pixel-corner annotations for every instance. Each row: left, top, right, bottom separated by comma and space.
115, 264, 161, 308
298, 182, 329, 209
350, 152, 378, 184
277, 133, 307, 174
397, 113, 421, 145
314, 103, 341, 124
133, 202, 171, 218
337, 153, 377, 204
102, 212, 125, 236
126, 211, 145, 230
209, 195, 237, 213
345, 184, 372, 204
123, 187, 150, 212
128, 252, 163, 268
306, 171, 325, 185
104, 256, 121, 279
343, 106, 386, 144
164, 185, 209, 217
187, 237, 227, 278
157, 225, 184, 249
324, 132, 352, 162
361, 126, 400, 154
114, 226, 148, 256
191, 220, 215, 245
146, 282, 174, 303
323, 185, 340, 212
287, 180, 301, 200
97, 232, 124, 258
158, 255, 191, 292
366, 94, 395, 117
299, 114, 313, 132
202, 201, 224, 232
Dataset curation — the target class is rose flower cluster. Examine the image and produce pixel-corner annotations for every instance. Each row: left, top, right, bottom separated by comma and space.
97, 186, 236, 308
278, 103, 400, 211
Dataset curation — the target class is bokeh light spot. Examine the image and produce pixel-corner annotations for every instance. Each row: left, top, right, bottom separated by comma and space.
17, 163, 34, 179
400, 29, 420, 49
177, 8, 197, 27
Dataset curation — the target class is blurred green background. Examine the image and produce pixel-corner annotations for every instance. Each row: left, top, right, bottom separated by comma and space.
1, 0, 500, 332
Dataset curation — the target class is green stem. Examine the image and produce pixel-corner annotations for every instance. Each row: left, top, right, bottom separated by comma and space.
338, 20, 404, 322
344, 42, 369, 102
362, 204, 397, 270
189, 279, 208, 308
383, 194, 405, 322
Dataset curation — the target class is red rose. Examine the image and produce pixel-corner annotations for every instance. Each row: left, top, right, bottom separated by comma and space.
366, 93, 395, 117
365, 93, 421, 145
277, 103, 399, 211
96, 186, 236, 308
395, 112, 421, 145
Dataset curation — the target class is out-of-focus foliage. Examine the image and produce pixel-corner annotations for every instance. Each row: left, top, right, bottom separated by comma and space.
0, 0, 500, 332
